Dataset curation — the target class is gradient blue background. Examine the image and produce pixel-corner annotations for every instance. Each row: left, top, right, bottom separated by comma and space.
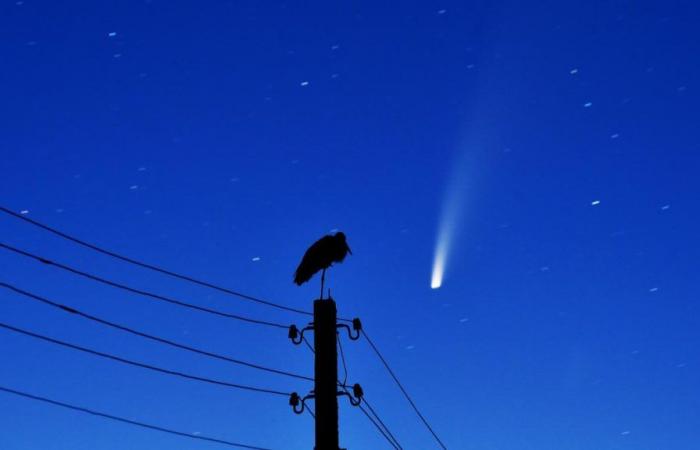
1, 1, 699, 449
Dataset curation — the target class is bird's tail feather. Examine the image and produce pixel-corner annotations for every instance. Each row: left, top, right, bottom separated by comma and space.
293, 269, 313, 286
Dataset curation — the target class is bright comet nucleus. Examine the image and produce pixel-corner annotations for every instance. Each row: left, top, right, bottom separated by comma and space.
430, 211, 453, 289
431, 242, 446, 289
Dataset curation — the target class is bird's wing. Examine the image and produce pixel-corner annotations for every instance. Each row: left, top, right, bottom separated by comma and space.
293, 236, 332, 285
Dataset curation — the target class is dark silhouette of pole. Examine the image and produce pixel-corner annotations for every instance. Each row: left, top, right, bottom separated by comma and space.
313, 298, 339, 450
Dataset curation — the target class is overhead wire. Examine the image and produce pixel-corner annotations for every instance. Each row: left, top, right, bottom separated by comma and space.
337, 380, 402, 450
337, 333, 348, 387
2, 206, 447, 446
0, 321, 291, 397
0, 385, 274, 450
362, 397, 403, 450
0, 206, 312, 316
358, 404, 400, 450
336, 333, 402, 449
298, 325, 404, 448
361, 329, 447, 449
1, 242, 288, 329
305, 404, 316, 419
0, 282, 313, 382
301, 335, 315, 353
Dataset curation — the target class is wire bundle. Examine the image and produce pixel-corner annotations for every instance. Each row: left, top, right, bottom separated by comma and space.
0, 205, 446, 449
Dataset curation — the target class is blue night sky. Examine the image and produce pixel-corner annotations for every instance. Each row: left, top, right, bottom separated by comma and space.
1, 1, 699, 449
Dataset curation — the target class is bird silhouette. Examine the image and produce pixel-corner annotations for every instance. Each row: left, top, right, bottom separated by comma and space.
294, 232, 352, 299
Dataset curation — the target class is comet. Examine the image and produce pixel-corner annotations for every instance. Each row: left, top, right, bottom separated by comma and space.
430, 149, 473, 289
430, 235, 447, 289
430, 193, 459, 289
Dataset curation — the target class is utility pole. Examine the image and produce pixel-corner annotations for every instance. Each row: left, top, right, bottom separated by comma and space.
314, 298, 339, 450
288, 297, 361, 450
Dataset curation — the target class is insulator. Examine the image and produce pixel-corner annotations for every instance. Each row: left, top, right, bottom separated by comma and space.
289, 392, 300, 407
352, 383, 364, 399
288, 324, 299, 340
352, 318, 362, 331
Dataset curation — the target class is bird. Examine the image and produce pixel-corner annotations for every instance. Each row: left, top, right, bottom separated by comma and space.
294, 231, 352, 299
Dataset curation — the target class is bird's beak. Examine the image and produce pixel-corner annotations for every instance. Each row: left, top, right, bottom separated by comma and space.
347, 246, 353, 255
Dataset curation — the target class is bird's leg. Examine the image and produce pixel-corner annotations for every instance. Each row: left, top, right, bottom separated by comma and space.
320, 268, 326, 300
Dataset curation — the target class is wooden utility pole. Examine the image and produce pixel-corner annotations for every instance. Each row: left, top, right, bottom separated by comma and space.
313, 298, 339, 450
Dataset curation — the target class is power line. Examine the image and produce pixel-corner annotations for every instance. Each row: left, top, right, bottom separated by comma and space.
358, 403, 400, 450
2, 206, 444, 446
361, 329, 447, 449
0, 321, 291, 397
1, 242, 288, 329
0, 385, 274, 450
0, 206, 311, 317
299, 315, 402, 449
363, 397, 403, 450
337, 382, 402, 450
302, 335, 315, 354
0, 282, 313, 382
337, 333, 348, 386
336, 334, 402, 449
305, 404, 316, 419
